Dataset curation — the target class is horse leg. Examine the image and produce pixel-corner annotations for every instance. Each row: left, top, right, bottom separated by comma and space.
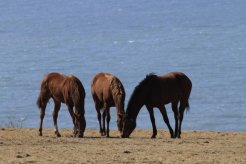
159, 106, 174, 138
39, 108, 45, 136
146, 106, 157, 138
67, 105, 76, 136
38, 97, 49, 136
171, 102, 179, 138
53, 100, 61, 137
96, 109, 103, 136
102, 110, 106, 136
178, 104, 186, 138
105, 108, 111, 138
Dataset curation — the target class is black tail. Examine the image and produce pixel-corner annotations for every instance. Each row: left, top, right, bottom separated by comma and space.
186, 101, 190, 112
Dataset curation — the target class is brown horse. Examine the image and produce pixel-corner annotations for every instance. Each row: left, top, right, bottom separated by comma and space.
91, 72, 125, 137
36, 72, 86, 138
122, 72, 192, 138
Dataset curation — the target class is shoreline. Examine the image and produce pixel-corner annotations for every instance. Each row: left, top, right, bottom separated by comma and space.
1, 128, 246, 163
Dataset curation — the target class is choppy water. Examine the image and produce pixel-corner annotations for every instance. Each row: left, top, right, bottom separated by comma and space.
0, 0, 245, 131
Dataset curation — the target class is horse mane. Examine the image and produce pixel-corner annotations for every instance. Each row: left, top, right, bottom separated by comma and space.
127, 73, 158, 110
133, 73, 157, 94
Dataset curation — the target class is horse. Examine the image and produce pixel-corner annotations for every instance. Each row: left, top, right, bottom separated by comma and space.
91, 72, 125, 137
122, 72, 192, 138
36, 72, 86, 138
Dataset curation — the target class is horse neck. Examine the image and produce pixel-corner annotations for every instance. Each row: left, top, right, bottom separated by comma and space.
126, 97, 144, 120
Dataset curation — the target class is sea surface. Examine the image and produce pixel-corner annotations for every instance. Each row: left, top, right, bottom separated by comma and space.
0, 0, 245, 131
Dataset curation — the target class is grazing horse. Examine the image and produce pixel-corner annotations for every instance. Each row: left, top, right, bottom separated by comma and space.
122, 72, 192, 138
36, 72, 86, 138
91, 72, 125, 137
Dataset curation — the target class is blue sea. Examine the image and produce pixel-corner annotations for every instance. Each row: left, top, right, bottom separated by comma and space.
0, 0, 245, 131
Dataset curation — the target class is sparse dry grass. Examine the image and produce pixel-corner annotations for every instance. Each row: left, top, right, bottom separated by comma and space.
1, 128, 246, 163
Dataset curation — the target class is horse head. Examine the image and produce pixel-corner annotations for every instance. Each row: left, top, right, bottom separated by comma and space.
121, 114, 136, 138
74, 113, 86, 138
117, 112, 125, 133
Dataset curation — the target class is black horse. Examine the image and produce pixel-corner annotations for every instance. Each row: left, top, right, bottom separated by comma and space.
122, 72, 192, 138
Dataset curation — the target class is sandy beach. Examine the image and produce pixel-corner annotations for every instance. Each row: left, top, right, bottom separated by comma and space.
0, 128, 246, 163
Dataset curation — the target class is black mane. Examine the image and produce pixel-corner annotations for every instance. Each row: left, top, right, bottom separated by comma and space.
127, 73, 158, 110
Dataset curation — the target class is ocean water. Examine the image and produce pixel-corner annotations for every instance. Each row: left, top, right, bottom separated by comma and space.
0, 0, 245, 131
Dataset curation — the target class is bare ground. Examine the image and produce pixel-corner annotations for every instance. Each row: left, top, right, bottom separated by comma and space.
0, 128, 246, 163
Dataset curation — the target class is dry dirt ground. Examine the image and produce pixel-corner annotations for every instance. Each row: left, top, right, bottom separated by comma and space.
0, 128, 246, 163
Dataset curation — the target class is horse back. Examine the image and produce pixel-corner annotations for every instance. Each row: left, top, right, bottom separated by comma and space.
160, 72, 192, 99
91, 73, 115, 102
41, 73, 66, 99
91, 73, 125, 107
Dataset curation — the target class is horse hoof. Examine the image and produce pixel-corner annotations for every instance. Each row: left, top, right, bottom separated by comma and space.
151, 136, 156, 139
78, 134, 83, 138
55, 131, 61, 137
39, 133, 42, 136
101, 132, 106, 136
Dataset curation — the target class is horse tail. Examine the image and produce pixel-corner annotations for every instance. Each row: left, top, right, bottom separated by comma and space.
36, 76, 49, 109
185, 100, 190, 112
180, 72, 192, 112
36, 94, 42, 109
110, 77, 125, 115
70, 76, 85, 114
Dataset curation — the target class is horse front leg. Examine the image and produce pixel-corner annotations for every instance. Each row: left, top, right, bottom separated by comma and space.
159, 106, 174, 138
53, 101, 61, 137
146, 106, 157, 138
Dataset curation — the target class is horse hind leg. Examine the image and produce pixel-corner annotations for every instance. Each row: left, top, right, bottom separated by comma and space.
105, 107, 111, 138
159, 106, 175, 138
102, 110, 107, 136
37, 94, 50, 136
178, 102, 187, 138
53, 100, 61, 137
67, 105, 76, 136
95, 102, 104, 136
39, 108, 45, 136
171, 102, 179, 138
96, 109, 103, 136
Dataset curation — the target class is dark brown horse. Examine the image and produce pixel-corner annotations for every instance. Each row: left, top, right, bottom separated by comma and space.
91, 72, 125, 137
122, 72, 192, 138
37, 72, 86, 137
